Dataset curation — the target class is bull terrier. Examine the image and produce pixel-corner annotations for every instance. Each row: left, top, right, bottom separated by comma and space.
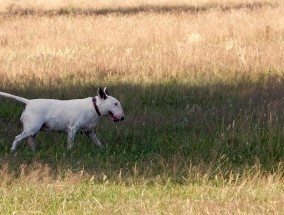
0, 87, 124, 152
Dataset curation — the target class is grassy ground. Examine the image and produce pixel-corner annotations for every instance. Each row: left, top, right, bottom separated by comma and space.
1, 0, 284, 214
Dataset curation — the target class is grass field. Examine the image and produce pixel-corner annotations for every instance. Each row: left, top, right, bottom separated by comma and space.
1, 0, 284, 214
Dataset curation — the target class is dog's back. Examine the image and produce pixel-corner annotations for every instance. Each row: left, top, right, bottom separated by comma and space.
22, 98, 97, 132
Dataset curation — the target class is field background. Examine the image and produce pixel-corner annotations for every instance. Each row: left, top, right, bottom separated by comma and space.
0, 0, 284, 214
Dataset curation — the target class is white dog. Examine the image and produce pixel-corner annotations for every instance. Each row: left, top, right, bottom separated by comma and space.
0, 87, 124, 152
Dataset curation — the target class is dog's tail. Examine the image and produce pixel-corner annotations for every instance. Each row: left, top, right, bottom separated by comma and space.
0, 92, 29, 104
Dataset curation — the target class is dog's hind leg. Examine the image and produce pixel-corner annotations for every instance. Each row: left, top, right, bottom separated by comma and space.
28, 134, 36, 151
11, 131, 34, 152
67, 125, 78, 150
11, 120, 42, 152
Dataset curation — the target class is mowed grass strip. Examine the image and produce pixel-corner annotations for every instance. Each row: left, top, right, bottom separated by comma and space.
1, 164, 284, 214
0, 1, 284, 214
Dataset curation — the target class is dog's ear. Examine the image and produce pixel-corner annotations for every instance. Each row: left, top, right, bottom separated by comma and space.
103, 87, 109, 96
97, 87, 107, 100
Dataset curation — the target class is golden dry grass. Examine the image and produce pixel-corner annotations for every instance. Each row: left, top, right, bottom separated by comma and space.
0, 3, 284, 89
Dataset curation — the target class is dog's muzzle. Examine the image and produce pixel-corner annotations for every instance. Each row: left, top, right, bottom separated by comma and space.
108, 111, 124, 122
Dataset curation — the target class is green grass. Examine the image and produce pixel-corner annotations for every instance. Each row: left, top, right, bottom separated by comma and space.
1, 76, 284, 214
1, 75, 284, 175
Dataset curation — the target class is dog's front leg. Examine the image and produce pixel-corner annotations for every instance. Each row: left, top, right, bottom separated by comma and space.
67, 125, 78, 150
87, 131, 103, 147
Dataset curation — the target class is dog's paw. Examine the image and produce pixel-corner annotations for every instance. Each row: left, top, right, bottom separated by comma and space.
101, 142, 108, 148
10, 148, 16, 153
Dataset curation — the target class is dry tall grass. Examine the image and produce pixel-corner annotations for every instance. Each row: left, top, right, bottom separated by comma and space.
0, 3, 283, 90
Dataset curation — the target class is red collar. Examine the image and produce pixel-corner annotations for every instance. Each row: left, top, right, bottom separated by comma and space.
92, 98, 101, 116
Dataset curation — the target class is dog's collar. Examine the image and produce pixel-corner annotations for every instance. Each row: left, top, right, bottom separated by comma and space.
92, 98, 101, 116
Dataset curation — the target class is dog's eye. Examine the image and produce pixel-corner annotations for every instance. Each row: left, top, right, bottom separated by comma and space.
115, 103, 118, 106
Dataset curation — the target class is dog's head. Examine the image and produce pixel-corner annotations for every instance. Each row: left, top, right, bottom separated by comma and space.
97, 87, 124, 122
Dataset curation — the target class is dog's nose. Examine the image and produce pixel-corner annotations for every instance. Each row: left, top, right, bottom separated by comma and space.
121, 117, 124, 121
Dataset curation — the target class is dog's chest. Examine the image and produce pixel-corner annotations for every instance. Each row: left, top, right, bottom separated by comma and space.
78, 116, 100, 132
